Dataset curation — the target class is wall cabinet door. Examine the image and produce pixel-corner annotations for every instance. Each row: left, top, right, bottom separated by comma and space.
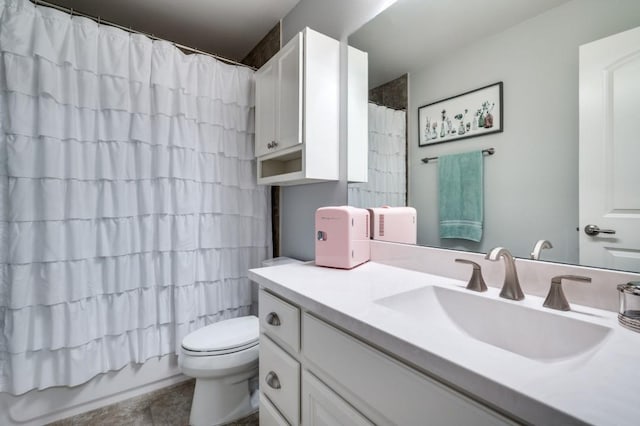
255, 33, 302, 158
255, 61, 277, 157
276, 34, 303, 153
302, 370, 373, 426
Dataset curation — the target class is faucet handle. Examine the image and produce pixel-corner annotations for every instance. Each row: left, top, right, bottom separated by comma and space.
543, 275, 591, 311
455, 259, 488, 292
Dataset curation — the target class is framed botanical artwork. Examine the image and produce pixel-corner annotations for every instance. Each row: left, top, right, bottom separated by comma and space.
418, 82, 503, 147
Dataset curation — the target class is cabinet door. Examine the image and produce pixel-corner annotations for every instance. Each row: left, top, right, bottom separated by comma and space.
260, 392, 291, 426
303, 314, 515, 425
276, 33, 303, 153
255, 60, 277, 157
302, 370, 373, 426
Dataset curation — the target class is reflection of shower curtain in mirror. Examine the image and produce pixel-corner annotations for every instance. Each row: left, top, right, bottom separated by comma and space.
0, 0, 271, 394
348, 103, 406, 208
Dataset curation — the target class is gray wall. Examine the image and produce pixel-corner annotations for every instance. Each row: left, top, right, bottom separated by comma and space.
279, 0, 393, 260
409, 0, 640, 263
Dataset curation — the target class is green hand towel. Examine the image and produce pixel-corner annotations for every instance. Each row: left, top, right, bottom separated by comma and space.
438, 151, 483, 242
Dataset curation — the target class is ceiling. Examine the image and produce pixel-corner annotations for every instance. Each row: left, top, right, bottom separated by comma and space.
40, 0, 572, 76
42, 0, 301, 62
349, 0, 572, 88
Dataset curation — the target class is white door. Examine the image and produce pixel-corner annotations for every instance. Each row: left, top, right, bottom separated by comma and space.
579, 26, 640, 272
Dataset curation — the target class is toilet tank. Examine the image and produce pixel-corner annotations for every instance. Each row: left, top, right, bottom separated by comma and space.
368, 206, 417, 244
315, 206, 370, 269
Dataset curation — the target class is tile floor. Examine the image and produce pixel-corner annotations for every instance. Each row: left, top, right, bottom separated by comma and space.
48, 380, 259, 426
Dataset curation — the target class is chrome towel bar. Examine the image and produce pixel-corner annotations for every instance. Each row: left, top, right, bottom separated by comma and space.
421, 147, 495, 164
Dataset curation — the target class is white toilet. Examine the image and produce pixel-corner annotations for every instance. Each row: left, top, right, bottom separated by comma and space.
180, 315, 260, 426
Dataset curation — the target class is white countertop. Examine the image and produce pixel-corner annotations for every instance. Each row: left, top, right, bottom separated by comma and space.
249, 261, 640, 426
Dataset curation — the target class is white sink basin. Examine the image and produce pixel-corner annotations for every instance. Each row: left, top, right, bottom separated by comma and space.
375, 286, 612, 362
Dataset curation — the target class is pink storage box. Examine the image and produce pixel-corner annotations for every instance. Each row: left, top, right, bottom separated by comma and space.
367, 206, 417, 244
315, 206, 370, 269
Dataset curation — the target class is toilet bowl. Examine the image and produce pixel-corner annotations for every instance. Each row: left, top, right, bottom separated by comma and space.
180, 315, 259, 426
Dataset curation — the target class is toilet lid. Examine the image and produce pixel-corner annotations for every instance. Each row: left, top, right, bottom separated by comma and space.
181, 316, 259, 353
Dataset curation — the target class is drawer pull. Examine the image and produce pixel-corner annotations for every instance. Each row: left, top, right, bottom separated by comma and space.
265, 371, 281, 389
266, 312, 281, 326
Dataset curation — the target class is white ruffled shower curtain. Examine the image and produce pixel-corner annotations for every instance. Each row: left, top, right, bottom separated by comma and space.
348, 103, 406, 208
0, 0, 271, 395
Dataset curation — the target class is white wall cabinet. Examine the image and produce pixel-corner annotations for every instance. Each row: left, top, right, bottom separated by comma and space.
255, 28, 340, 186
258, 289, 514, 425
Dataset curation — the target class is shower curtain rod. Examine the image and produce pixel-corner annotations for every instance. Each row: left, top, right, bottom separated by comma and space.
30, 0, 257, 70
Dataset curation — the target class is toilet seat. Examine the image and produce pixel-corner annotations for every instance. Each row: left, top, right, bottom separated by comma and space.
181, 340, 258, 357
181, 316, 259, 357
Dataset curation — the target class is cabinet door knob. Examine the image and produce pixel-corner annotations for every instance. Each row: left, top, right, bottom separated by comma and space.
266, 312, 281, 326
265, 371, 281, 389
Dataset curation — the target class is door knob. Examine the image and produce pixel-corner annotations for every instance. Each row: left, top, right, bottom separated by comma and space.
584, 224, 616, 236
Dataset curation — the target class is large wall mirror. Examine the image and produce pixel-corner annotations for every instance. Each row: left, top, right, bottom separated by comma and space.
348, 0, 640, 272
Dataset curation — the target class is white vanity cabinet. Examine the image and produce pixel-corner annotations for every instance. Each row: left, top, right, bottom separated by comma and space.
254, 27, 340, 186
258, 288, 513, 425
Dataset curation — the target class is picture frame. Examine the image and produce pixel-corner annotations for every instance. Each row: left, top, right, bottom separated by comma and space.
418, 82, 503, 147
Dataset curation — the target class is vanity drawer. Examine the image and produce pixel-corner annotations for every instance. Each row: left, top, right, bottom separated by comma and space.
259, 289, 300, 353
302, 313, 514, 425
260, 334, 300, 425
260, 392, 291, 426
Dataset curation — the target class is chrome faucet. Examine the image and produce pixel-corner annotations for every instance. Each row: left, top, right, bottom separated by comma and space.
530, 239, 553, 260
485, 247, 525, 300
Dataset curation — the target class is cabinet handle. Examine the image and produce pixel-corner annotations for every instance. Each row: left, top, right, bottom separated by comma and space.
265, 371, 281, 389
266, 312, 281, 326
